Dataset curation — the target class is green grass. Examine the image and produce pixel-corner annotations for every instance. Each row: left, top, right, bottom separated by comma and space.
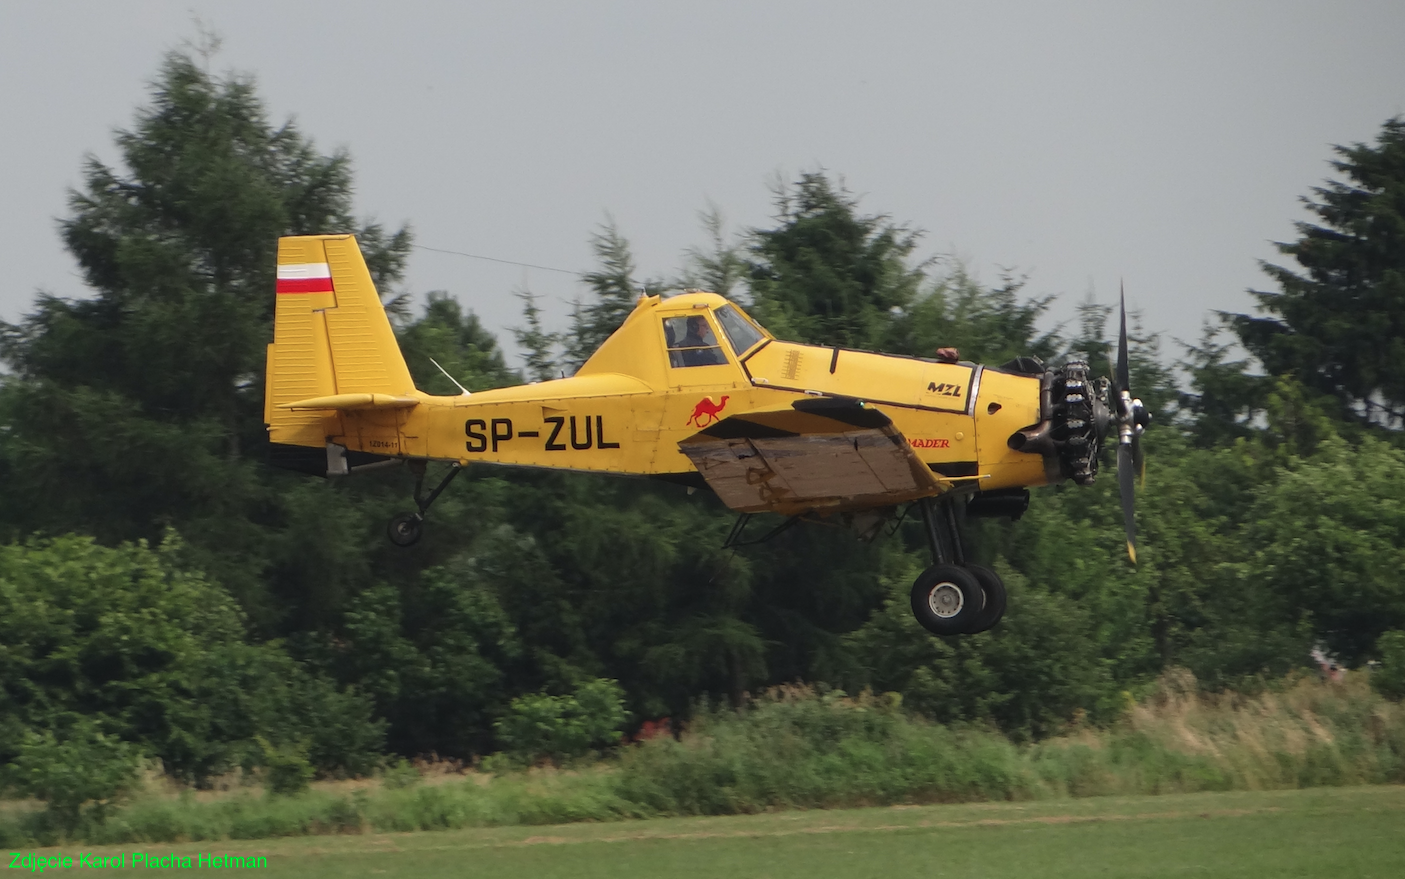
23, 786, 1405, 878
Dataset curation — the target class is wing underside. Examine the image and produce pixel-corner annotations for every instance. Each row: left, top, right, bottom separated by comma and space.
678, 400, 948, 516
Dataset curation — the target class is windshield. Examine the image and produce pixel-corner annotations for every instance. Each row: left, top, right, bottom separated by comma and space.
715, 304, 764, 355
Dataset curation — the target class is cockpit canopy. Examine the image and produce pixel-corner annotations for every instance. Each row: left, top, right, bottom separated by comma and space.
575, 291, 771, 385
662, 303, 765, 368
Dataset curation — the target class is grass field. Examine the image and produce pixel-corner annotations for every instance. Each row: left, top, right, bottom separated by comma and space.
23, 785, 1404, 878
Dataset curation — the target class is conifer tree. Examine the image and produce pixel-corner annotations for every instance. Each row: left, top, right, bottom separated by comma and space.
680, 204, 746, 297
747, 173, 923, 348
888, 266, 1058, 364
512, 288, 561, 383
0, 49, 409, 621
399, 292, 516, 394
563, 220, 664, 371
1179, 325, 1271, 447
1233, 117, 1405, 426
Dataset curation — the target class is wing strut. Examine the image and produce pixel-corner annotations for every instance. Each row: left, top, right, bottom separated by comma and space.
722, 512, 801, 549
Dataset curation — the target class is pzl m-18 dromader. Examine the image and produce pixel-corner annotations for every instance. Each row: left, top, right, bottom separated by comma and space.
265, 235, 1149, 636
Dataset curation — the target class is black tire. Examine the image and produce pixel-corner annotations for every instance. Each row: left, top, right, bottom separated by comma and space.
910, 564, 983, 636
963, 564, 1008, 634
387, 512, 424, 547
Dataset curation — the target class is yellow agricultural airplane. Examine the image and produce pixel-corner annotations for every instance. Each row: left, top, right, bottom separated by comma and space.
264, 234, 1149, 636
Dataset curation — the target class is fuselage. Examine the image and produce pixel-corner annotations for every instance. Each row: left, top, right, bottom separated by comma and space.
269, 290, 1055, 501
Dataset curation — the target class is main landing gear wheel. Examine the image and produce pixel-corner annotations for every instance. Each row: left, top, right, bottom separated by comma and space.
910, 564, 983, 636
911, 496, 1009, 636
387, 512, 424, 547
963, 564, 1007, 634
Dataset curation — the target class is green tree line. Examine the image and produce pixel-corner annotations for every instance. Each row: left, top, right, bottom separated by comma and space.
3, 49, 1405, 801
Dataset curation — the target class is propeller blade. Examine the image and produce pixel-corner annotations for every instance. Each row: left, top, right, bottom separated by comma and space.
1118, 442, 1137, 564
1116, 283, 1130, 394
1133, 436, 1146, 488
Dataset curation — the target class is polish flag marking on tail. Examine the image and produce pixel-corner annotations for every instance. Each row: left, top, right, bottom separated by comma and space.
276, 263, 334, 294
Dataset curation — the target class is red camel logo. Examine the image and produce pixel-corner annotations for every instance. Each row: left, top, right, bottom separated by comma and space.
687, 395, 730, 427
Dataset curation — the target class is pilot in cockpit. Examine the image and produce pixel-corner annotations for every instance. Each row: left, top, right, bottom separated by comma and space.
667, 315, 727, 367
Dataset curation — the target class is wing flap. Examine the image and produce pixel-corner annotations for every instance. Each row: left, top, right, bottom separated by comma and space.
678, 400, 946, 515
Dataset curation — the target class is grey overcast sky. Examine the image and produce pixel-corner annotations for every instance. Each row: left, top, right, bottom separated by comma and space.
3, 1, 1404, 369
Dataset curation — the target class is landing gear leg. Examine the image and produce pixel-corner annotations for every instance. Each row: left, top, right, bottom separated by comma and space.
387, 461, 463, 547
909, 496, 1006, 635
910, 497, 980, 636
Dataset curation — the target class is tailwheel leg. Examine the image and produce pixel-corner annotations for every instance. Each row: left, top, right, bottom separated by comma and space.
910, 496, 1004, 635
387, 461, 463, 548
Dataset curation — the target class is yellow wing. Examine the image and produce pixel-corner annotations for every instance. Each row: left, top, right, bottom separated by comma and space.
678, 397, 950, 516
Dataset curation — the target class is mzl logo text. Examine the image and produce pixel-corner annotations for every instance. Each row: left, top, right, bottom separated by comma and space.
8, 851, 268, 871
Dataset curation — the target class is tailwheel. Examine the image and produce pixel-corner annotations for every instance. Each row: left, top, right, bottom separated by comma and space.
910, 564, 983, 636
387, 512, 424, 547
963, 564, 1007, 634
385, 461, 463, 548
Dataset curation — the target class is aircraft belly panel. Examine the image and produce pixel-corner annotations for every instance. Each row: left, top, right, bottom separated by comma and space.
681, 428, 942, 515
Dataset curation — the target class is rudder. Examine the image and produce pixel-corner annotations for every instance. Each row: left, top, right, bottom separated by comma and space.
264, 234, 414, 447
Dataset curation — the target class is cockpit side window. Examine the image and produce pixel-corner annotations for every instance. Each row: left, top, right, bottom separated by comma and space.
663, 315, 727, 367
715, 304, 764, 355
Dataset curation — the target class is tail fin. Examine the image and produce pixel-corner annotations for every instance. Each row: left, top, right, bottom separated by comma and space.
264, 235, 415, 446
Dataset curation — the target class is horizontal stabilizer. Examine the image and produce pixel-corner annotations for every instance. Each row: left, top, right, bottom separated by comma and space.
678, 398, 947, 515
278, 393, 419, 411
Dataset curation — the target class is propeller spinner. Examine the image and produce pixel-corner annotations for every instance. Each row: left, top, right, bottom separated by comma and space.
1113, 286, 1151, 562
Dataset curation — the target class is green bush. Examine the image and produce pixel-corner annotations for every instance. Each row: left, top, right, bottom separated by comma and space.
202, 643, 385, 780
494, 678, 629, 763
259, 738, 314, 796
0, 534, 383, 783
337, 559, 522, 760
844, 563, 1115, 741
1, 720, 141, 836
1373, 631, 1405, 699
381, 758, 421, 790
613, 687, 1033, 814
